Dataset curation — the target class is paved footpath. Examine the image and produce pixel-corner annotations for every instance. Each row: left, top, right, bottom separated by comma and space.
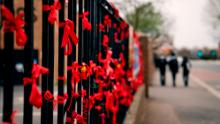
132, 68, 220, 124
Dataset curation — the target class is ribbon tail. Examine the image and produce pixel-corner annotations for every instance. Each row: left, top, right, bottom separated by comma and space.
29, 83, 43, 109
16, 29, 27, 47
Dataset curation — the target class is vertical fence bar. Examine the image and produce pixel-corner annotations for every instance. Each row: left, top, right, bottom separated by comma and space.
92, 2, 103, 123
41, 0, 54, 123
89, 0, 97, 123
58, 0, 65, 123
77, 0, 83, 115
23, 0, 34, 123
83, 0, 91, 123
2, 0, 14, 123
66, 0, 77, 123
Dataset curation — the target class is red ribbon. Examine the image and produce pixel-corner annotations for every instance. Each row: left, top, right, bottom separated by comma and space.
2, 111, 17, 124
102, 34, 109, 47
99, 113, 105, 124
93, 92, 103, 101
68, 111, 86, 124
104, 15, 112, 28
88, 60, 96, 76
43, 1, 61, 24
68, 62, 81, 90
114, 32, 118, 42
105, 91, 114, 116
95, 105, 102, 111
61, 19, 78, 55
29, 83, 43, 108
32, 64, 49, 79
57, 93, 68, 104
80, 89, 87, 98
98, 50, 113, 75
23, 64, 49, 108
1, 5, 27, 47
44, 90, 54, 102
110, 2, 120, 18
58, 76, 66, 81
98, 23, 105, 32
80, 11, 92, 31
89, 96, 95, 110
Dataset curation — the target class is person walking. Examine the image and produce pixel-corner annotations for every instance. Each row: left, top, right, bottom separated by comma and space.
167, 52, 179, 87
158, 56, 167, 86
181, 56, 191, 87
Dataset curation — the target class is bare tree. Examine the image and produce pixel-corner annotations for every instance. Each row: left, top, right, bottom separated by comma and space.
206, 0, 220, 41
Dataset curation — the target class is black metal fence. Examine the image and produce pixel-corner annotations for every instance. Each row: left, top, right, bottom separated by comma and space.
0, 0, 137, 124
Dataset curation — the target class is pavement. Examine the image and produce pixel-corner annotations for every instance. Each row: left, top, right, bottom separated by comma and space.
125, 60, 220, 124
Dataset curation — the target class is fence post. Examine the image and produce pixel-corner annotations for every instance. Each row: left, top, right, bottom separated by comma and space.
2, 0, 14, 123
139, 36, 150, 98
23, 0, 34, 123
58, 0, 65, 123
66, 0, 77, 123
77, 0, 84, 116
83, 0, 92, 123
41, 0, 54, 123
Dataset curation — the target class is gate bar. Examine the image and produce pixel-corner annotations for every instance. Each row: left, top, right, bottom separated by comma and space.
41, 0, 54, 123
2, 0, 14, 122
58, 0, 65, 123
23, 0, 34, 123
66, 0, 77, 123
77, 0, 84, 115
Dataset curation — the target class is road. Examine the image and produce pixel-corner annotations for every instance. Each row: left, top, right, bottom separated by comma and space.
142, 60, 220, 124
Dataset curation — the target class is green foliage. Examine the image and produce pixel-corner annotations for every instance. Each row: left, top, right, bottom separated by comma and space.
126, 2, 163, 37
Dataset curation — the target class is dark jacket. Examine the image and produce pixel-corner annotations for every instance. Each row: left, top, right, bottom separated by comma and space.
158, 57, 166, 74
168, 56, 179, 74
181, 57, 191, 75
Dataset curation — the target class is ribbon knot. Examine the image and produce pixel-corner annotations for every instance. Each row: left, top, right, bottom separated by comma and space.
1, 5, 27, 47
23, 64, 49, 108
80, 11, 92, 31
104, 15, 112, 28
61, 19, 78, 55
43, 1, 61, 24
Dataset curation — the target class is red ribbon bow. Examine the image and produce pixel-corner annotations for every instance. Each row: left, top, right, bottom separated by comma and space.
98, 50, 113, 75
80, 11, 92, 31
23, 64, 49, 108
61, 19, 78, 55
98, 23, 105, 32
1, 5, 27, 47
67, 62, 81, 90
29, 83, 43, 108
32, 64, 49, 79
102, 34, 109, 47
44, 90, 54, 102
104, 15, 112, 28
57, 93, 68, 104
43, 1, 61, 24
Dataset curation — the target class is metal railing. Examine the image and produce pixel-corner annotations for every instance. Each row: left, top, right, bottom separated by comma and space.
0, 0, 135, 124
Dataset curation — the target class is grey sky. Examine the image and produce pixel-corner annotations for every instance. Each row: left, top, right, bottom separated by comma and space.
111, 0, 218, 49
161, 0, 217, 49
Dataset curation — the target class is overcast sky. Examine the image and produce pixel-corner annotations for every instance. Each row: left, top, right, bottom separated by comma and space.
111, 0, 218, 49
160, 0, 217, 49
